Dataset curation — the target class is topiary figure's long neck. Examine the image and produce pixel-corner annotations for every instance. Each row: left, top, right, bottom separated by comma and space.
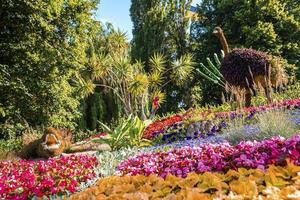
216, 31, 230, 55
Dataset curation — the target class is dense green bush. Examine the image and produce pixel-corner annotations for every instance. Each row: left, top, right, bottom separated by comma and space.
0, 0, 100, 129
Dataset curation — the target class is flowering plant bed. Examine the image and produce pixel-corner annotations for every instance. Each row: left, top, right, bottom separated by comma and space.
143, 98, 300, 140
68, 161, 300, 200
143, 115, 185, 139
118, 135, 300, 178
0, 155, 98, 200
82, 132, 107, 142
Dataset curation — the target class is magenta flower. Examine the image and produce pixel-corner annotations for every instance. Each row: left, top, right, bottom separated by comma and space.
118, 135, 300, 178
0, 155, 98, 199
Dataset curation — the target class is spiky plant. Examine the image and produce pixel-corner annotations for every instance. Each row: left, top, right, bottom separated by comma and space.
170, 54, 195, 86
80, 27, 195, 119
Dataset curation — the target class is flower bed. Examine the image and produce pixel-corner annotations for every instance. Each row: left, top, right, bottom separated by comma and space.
0, 155, 98, 200
118, 135, 300, 178
68, 162, 300, 200
143, 115, 184, 139
143, 98, 300, 140
82, 132, 107, 142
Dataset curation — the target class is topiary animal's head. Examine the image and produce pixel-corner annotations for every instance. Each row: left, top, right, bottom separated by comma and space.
39, 128, 72, 158
213, 27, 223, 35
213, 27, 230, 55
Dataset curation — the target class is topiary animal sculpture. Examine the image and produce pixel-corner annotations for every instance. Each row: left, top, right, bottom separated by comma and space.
213, 27, 288, 107
20, 127, 72, 159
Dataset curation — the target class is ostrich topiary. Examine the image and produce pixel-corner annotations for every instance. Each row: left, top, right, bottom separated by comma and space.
213, 27, 288, 107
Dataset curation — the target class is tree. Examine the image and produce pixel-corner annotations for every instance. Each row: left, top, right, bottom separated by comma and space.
93, 48, 195, 120
77, 24, 126, 130
81, 24, 194, 120
0, 0, 100, 131
130, 0, 197, 113
191, 0, 300, 104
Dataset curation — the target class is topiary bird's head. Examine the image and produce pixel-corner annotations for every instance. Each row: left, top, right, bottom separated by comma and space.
213, 27, 223, 35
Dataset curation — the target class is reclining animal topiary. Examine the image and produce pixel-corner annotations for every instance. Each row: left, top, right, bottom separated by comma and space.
20, 127, 72, 159
19, 127, 111, 159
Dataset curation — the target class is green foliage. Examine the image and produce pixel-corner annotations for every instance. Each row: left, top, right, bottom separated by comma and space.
0, 139, 23, 152
250, 82, 300, 106
130, 0, 198, 113
94, 116, 152, 150
273, 82, 300, 101
0, 121, 26, 140
196, 51, 225, 87
0, 0, 100, 129
72, 129, 99, 143
91, 33, 195, 119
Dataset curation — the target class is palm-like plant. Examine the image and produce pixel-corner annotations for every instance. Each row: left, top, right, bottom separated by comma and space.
95, 52, 195, 119
80, 25, 196, 120
170, 54, 195, 86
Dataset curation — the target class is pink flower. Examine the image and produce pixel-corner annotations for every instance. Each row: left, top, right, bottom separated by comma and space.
118, 135, 300, 178
0, 155, 98, 199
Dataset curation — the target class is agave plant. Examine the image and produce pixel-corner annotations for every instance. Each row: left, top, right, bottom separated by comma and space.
94, 115, 152, 150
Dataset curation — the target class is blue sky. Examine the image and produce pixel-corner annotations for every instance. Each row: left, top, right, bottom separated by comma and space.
96, 0, 202, 40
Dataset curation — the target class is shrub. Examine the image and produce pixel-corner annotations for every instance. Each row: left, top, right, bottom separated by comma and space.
223, 118, 257, 145
94, 115, 152, 150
